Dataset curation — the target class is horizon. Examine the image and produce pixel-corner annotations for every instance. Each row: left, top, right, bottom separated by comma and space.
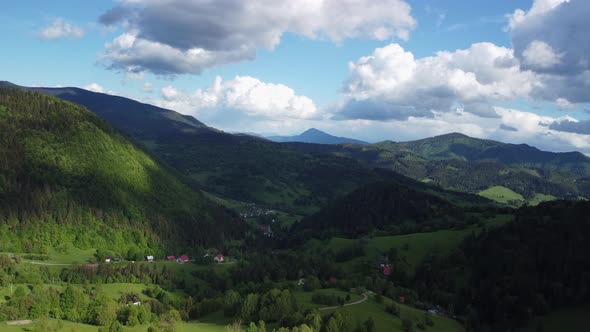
5, 77, 590, 156
1, 1, 590, 154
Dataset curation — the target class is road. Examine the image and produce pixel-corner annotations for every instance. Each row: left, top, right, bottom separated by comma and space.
318, 291, 373, 311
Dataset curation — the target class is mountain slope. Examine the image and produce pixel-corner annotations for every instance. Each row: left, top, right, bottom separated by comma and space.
9, 81, 587, 209
284, 133, 590, 204
2, 83, 415, 214
268, 128, 368, 145
0, 88, 242, 255
295, 181, 466, 237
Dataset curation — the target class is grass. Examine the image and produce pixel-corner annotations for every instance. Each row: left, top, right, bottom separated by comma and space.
521, 305, 590, 332
45, 245, 97, 264
3, 319, 98, 331
1, 318, 231, 332
478, 186, 525, 206
294, 288, 363, 310
308, 215, 512, 274
321, 294, 464, 332
529, 193, 557, 206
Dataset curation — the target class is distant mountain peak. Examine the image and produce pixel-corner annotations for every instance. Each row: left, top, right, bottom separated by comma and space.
302, 128, 325, 134
435, 132, 469, 139
268, 128, 368, 145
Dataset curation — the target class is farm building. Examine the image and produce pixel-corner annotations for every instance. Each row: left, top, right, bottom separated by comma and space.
214, 254, 225, 263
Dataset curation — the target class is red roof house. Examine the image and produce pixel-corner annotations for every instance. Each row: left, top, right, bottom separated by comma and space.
176, 255, 189, 263
166, 256, 176, 261
383, 265, 392, 276
214, 254, 224, 263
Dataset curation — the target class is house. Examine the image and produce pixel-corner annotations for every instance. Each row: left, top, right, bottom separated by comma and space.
259, 224, 273, 237
383, 264, 392, 276
133, 301, 141, 306
176, 255, 189, 264
146, 255, 154, 262
214, 254, 225, 263
166, 255, 176, 261
105, 258, 111, 263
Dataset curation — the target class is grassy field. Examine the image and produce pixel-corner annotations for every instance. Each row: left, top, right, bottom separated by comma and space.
529, 193, 557, 206
2, 318, 231, 332
321, 294, 464, 332
294, 288, 363, 310
521, 305, 590, 332
307, 214, 512, 274
478, 186, 525, 205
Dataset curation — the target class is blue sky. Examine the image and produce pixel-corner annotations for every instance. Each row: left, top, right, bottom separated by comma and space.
2, 0, 590, 154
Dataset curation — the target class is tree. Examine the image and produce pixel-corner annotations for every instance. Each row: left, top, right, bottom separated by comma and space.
226, 320, 243, 332
240, 294, 259, 322
245, 322, 258, 332
224, 290, 242, 317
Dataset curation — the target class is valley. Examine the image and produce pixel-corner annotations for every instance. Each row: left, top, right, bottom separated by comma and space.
0, 86, 589, 332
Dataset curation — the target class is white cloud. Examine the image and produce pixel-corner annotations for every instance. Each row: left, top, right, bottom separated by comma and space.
38, 18, 85, 40
154, 76, 319, 125
84, 83, 106, 93
338, 42, 538, 120
99, 0, 416, 75
522, 40, 562, 69
508, 0, 590, 103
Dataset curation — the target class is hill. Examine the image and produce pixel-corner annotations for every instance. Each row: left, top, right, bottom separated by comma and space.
411, 200, 590, 331
8, 81, 588, 209
2, 83, 439, 215
296, 181, 469, 238
268, 128, 368, 145
284, 133, 590, 205
0, 89, 242, 257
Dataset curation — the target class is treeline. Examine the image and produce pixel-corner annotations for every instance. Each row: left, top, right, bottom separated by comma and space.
411, 200, 590, 331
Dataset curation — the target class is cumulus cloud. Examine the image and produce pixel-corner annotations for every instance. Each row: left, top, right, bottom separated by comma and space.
338, 42, 537, 120
522, 40, 562, 69
38, 18, 85, 40
99, 0, 416, 75
508, 0, 590, 103
83, 83, 106, 93
153, 76, 319, 126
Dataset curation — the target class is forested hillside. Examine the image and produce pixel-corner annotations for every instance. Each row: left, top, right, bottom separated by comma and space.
0, 89, 242, 256
297, 181, 467, 237
412, 200, 590, 331
284, 133, 590, 204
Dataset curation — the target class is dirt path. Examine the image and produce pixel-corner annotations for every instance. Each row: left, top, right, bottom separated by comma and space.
24, 261, 74, 266
318, 291, 373, 311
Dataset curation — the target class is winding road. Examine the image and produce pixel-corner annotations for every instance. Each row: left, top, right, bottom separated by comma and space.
318, 291, 373, 311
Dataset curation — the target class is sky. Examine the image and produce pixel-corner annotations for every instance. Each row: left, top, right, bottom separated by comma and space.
2, 0, 590, 154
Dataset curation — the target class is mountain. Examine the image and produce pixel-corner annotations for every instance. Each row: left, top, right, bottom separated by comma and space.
0, 88, 242, 256
1, 82, 422, 214
6, 81, 588, 209
284, 133, 590, 205
268, 128, 368, 145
